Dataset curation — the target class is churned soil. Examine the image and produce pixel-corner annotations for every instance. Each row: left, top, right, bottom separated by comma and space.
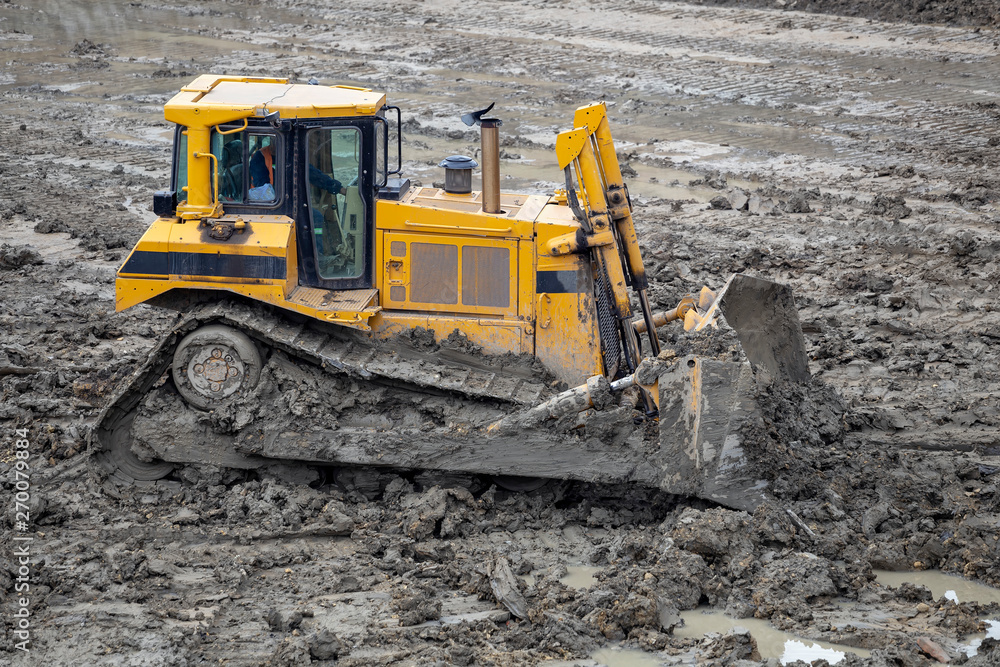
689, 0, 1000, 28
1, 0, 999, 665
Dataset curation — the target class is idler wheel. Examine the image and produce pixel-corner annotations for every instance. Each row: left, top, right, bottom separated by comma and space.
172, 324, 262, 410
97, 409, 174, 482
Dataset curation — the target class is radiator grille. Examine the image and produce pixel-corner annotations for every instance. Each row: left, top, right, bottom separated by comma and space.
594, 268, 623, 379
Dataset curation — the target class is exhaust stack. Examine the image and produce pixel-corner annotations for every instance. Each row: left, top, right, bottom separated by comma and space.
461, 102, 502, 214
480, 118, 501, 214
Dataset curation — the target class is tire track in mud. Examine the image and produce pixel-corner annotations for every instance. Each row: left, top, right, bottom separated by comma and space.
10, 0, 995, 170
284, 0, 1000, 175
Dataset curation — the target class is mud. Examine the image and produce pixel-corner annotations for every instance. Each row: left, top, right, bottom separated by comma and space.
689, 0, 1000, 29
3, 0, 1000, 665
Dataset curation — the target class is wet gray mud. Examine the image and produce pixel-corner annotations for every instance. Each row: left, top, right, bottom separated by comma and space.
688, 0, 1000, 28
2, 0, 1000, 665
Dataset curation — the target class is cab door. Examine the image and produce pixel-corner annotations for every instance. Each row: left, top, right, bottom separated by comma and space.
296, 123, 375, 290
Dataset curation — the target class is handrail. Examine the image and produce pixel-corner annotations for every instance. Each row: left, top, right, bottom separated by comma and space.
403, 220, 511, 234
215, 118, 248, 135
193, 152, 219, 208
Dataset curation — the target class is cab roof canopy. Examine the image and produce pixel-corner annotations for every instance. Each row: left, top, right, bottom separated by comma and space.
165, 74, 387, 123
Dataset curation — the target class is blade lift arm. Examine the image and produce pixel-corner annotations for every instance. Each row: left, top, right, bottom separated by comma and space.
553, 103, 661, 376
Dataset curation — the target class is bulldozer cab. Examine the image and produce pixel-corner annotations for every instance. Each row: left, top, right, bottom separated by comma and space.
168, 111, 389, 292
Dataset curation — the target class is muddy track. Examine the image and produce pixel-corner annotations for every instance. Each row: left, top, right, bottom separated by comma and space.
2, 0, 1000, 665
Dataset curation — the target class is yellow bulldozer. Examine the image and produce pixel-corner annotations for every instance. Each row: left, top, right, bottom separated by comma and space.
92, 75, 811, 510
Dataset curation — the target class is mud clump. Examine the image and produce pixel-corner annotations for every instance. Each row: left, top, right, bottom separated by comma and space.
392, 582, 443, 625
672, 507, 754, 560
71, 226, 135, 251
865, 193, 912, 220
750, 552, 839, 621
69, 39, 112, 56
709, 194, 731, 210
737, 378, 848, 500
0, 243, 43, 268
33, 219, 71, 234
585, 592, 669, 638
784, 191, 813, 213
699, 628, 761, 664
308, 629, 342, 660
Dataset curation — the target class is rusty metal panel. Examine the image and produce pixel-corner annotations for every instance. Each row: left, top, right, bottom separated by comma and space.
411, 242, 458, 304
462, 246, 510, 308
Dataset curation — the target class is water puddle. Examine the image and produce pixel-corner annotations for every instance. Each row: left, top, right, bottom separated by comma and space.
561, 565, 601, 590
875, 570, 1000, 657
591, 647, 663, 666
520, 565, 602, 590
553, 569, 1000, 664
675, 610, 870, 665
669, 571, 1000, 663
966, 620, 1000, 658
875, 569, 1000, 605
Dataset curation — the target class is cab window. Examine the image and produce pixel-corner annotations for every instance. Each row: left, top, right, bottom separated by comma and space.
210, 129, 278, 204
172, 128, 188, 199
375, 121, 386, 187
306, 127, 364, 279
212, 131, 243, 203
247, 134, 277, 203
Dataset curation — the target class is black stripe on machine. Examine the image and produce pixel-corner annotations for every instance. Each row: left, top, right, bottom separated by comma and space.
121, 250, 169, 276
120, 251, 286, 280
536, 269, 584, 294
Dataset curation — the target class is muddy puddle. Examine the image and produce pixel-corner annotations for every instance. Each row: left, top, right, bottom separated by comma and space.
676, 610, 872, 665
876, 570, 1000, 658
875, 570, 1000, 606
591, 647, 665, 666
520, 564, 601, 590
667, 571, 1000, 665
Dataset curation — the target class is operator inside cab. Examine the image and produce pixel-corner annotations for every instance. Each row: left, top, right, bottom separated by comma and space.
248, 139, 277, 201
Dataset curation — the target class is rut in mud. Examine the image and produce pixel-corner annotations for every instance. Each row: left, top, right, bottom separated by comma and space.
2, 0, 1000, 665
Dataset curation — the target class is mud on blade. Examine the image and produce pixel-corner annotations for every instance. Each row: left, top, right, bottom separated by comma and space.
652, 274, 813, 511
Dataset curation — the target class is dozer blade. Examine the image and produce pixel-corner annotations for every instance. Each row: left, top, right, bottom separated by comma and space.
653, 356, 770, 511
688, 273, 810, 384
653, 274, 812, 510
475, 274, 813, 511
